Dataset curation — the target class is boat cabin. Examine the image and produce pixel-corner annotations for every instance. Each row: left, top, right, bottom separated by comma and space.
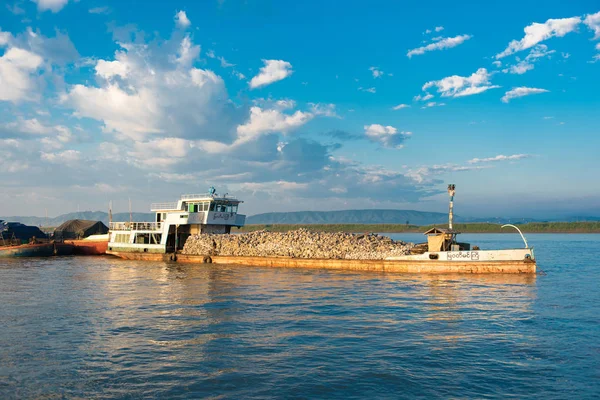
423, 227, 470, 252
108, 190, 246, 254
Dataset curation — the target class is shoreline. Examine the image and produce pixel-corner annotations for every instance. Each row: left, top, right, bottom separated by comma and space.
237, 222, 600, 234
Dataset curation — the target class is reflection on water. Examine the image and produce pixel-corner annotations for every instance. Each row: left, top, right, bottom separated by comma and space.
1, 234, 599, 399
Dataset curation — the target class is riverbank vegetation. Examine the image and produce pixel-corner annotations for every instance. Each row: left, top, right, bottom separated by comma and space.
237, 222, 600, 234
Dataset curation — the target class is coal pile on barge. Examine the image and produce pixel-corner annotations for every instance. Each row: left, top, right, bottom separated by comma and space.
182, 229, 413, 260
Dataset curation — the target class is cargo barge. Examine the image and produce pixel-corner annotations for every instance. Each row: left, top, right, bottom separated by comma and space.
105, 186, 537, 274
0, 242, 56, 258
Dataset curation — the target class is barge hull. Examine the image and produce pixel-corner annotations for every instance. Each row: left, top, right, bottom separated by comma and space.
67, 240, 108, 255
105, 251, 536, 274
0, 243, 55, 257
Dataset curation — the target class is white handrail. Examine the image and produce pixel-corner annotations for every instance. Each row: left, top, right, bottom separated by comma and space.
110, 222, 163, 231
501, 224, 529, 248
150, 202, 178, 210
181, 193, 238, 200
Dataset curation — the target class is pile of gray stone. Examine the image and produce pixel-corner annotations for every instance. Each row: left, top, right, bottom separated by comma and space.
182, 229, 413, 260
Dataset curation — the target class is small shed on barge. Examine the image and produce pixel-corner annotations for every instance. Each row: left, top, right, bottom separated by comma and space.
423, 227, 468, 252
53, 219, 109, 240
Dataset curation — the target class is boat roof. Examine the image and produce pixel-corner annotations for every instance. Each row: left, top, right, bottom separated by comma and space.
150, 192, 242, 211
423, 227, 461, 235
180, 193, 242, 203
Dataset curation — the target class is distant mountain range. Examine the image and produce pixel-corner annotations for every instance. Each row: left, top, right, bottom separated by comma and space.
246, 210, 471, 225
0, 212, 153, 227
2, 209, 599, 228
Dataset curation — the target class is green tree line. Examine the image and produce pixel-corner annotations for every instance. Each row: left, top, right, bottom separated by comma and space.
237, 222, 600, 234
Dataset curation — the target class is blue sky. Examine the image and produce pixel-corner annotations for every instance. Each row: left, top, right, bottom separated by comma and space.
1, 0, 599, 218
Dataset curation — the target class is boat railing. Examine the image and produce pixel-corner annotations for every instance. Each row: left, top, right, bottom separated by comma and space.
109, 222, 163, 231
150, 202, 178, 211
181, 193, 238, 200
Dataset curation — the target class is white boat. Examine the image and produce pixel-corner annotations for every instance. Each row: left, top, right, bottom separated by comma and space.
106, 184, 536, 274
385, 184, 535, 264
107, 188, 245, 255
384, 226, 535, 263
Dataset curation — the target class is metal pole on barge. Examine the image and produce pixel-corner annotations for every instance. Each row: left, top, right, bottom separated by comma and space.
447, 184, 456, 230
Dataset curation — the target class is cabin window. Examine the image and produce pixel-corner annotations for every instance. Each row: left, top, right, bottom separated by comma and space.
150, 233, 162, 244
188, 203, 194, 212
209, 202, 215, 211
202, 202, 209, 211
135, 233, 150, 244
226, 205, 232, 213
156, 213, 161, 222
162, 213, 167, 221
115, 233, 129, 243
232, 205, 238, 213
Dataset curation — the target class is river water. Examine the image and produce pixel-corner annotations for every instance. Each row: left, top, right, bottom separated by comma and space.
1, 234, 599, 399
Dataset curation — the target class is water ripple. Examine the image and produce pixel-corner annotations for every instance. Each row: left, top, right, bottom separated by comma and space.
1, 235, 599, 398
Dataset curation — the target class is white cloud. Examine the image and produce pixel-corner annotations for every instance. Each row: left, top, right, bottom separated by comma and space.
364, 124, 411, 149
407, 34, 472, 58
236, 106, 313, 142
33, 0, 70, 13
369, 66, 384, 78
128, 137, 194, 167
406, 163, 487, 183
584, 11, 600, 39
596, 43, 600, 51
501, 87, 549, 103
17, 28, 79, 66
0, 47, 44, 103
249, 59, 293, 89
1, 17, 449, 216
0, 30, 12, 47
175, 36, 200, 67
421, 102, 445, 108
496, 16, 581, 58
503, 45, 556, 75
468, 154, 531, 164
492, 60, 502, 67
41, 149, 81, 164
0, 118, 76, 149
218, 56, 235, 68
65, 37, 228, 142
358, 87, 376, 93
310, 103, 338, 117
422, 68, 499, 98
2, 118, 52, 135
175, 10, 191, 29
67, 84, 162, 140
89, 6, 110, 14
413, 93, 433, 101
95, 60, 129, 79
392, 104, 410, 110
506, 61, 534, 75
528, 44, 556, 59
424, 26, 444, 35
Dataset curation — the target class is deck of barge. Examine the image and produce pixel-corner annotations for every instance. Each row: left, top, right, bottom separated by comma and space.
105, 251, 537, 274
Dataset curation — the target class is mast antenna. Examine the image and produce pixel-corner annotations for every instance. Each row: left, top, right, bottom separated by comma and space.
447, 184, 456, 230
